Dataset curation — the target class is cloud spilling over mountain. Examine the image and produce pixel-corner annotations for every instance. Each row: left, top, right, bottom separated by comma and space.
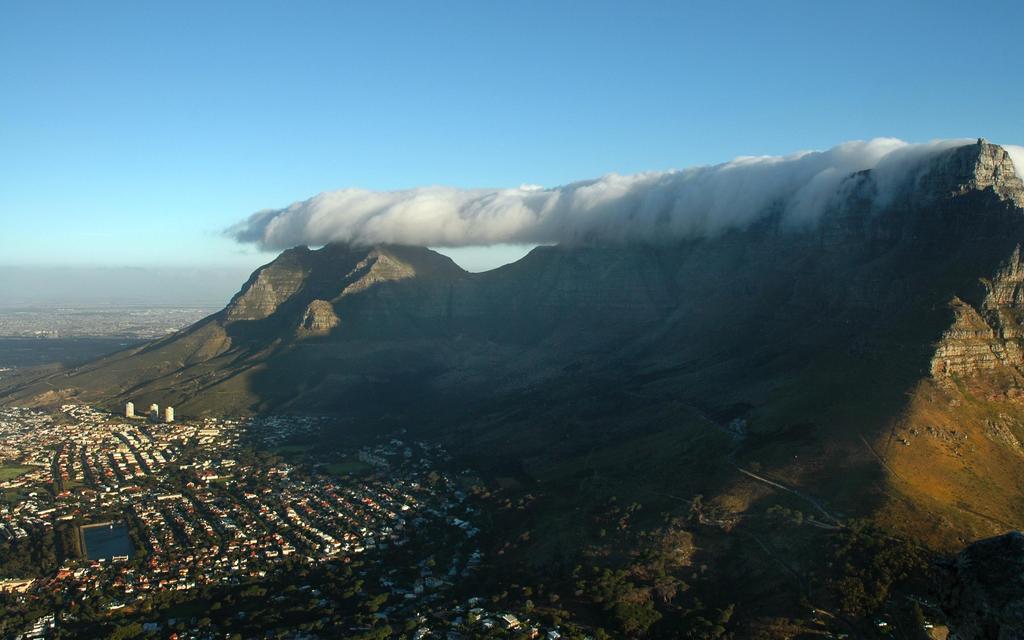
228, 138, 1024, 250
1007, 145, 1024, 185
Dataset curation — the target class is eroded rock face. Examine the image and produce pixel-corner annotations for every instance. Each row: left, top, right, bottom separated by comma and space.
963, 141, 1024, 206
931, 248, 1024, 381
297, 299, 340, 336
941, 531, 1024, 640
915, 140, 1024, 208
339, 250, 417, 297
985, 248, 1024, 336
931, 296, 1023, 378
225, 247, 310, 321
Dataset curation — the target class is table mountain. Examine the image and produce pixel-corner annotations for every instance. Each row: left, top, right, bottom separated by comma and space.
4, 139, 1024, 553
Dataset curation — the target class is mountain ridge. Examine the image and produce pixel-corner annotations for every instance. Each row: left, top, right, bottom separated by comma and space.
5, 141, 1024, 416
3, 139, 1024, 554
7, 138, 1024, 635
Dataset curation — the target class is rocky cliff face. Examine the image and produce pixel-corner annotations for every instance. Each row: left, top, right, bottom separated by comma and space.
225, 248, 310, 321
930, 246, 1024, 381
941, 531, 1024, 639
337, 250, 417, 298
219, 243, 465, 337
296, 299, 340, 336
918, 142, 1024, 383
956, 140, 1024, 205
913, 140, 1024, 208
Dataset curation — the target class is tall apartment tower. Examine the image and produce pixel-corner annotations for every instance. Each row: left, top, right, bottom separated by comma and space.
149, 403, 160, 422
125, 402, 135, 418
164, 406, 174, 423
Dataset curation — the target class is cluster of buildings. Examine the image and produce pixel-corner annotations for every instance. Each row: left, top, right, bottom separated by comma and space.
0, 404, 497, 637
124, 401, 173, 424
0, 305, 214, 339
384, 595, 570, 640
0, 405, 241, 546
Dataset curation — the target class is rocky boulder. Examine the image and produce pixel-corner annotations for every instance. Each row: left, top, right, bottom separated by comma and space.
942, 531, 1024, 639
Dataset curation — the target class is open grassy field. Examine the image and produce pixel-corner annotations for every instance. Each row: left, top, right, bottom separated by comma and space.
1, 489, 29, 505
0, 464, 32, 482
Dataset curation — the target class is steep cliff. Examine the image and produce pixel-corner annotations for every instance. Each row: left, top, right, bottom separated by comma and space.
4, 140, 1024, 554
5, 140, 1023, 405
296, 299, 340, 336
941, 531, 1024, 639
224, 247, 311, 321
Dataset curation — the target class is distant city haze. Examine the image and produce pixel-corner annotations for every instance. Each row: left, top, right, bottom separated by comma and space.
0, 247, 537, 307
0, 265, 254, 308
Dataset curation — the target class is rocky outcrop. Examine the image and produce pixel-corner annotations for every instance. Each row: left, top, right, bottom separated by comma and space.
915, 140, 1024, 208
296, 299, 340, 336
224, 247, 310, 321
222, 244, 464, 329
338, 250, 417, 298
931, 248, 1024, 380
984, 247, 1024, 336
962, 141, 1024, 206
941, 531, 1024, 639
930, 297, 1024, 378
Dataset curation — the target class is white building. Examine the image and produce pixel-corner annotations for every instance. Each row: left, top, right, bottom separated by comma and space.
164, 406, 174, 423
125, 402, 134, 418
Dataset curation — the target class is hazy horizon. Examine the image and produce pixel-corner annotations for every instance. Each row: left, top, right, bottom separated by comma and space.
0, 244, 542, 307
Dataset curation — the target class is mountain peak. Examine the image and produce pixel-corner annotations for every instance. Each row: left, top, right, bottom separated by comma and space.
944, 139, 1023, 204
222, 243, 464, 324
867, 139, 1024, 218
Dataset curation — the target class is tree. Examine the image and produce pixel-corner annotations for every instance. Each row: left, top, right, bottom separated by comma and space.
613, 599, 662, 636
912, 601, 927, 633
363, 593, 388, 613
108, 623, 143, 640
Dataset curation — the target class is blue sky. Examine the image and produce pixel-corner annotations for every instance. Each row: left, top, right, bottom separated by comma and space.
2, 0, 1023, 276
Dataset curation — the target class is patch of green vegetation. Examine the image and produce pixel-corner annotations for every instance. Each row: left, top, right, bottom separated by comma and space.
1, 489, 29, 505
163, 599, 211, 619
323, 460, 371, 475
826, 520, 933, 617
272, 444, 315, 455
0, 464, 32, 482
62, 478, 85, 491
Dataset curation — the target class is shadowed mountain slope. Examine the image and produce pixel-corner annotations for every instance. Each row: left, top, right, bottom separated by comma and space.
4, 140, 1024, 553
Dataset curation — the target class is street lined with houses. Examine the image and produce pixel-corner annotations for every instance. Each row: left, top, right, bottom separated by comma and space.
0, 406, 578, 638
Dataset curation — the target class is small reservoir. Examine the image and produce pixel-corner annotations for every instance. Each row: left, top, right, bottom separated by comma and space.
81, 522, 134, 561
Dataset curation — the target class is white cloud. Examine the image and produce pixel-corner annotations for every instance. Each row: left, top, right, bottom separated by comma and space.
229, 138, 1015, 250
1006, 145, 1024, 185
